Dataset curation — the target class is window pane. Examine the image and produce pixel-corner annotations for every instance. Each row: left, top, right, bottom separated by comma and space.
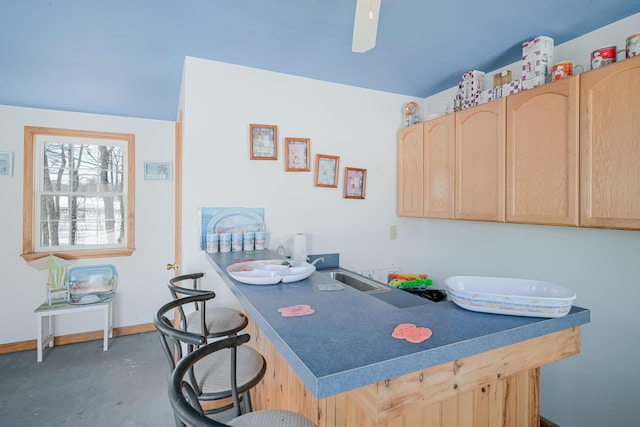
39, 139, 126, 249
40, 194, 125, 248
42, 141, 124, 194
42, 141, 69, 190
40, 195, 65, 247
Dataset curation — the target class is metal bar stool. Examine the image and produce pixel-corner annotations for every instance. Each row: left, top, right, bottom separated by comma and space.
154, 295, 266, 420
168, 334, 316, 427
168, 273, 248, 338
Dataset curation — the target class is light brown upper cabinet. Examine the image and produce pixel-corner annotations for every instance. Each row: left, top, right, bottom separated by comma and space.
423, 114, 455, 219
580, 56, 640, 230
398, 56, 639, 231
455, 98, 506, 222
506, 76, 580, 226
398, 124, 424, 217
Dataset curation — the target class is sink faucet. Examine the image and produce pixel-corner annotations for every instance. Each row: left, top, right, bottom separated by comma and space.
309, 257, 325, 266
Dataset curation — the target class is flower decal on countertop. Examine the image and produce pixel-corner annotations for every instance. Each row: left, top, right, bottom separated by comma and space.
278, 304, 315, 317
392, 323, 433, 343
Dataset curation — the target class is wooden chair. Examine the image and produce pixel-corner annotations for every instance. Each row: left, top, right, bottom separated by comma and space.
168, 273, 248, 338
154, 295, 266, 419
168, 334, 316, 427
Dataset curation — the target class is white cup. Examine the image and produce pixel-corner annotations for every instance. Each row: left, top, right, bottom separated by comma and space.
219, 233, 232, 253
243, 232, 255, 250
206, 233, 219, 253
231, 232, 243, 252
254, 231, 266, 250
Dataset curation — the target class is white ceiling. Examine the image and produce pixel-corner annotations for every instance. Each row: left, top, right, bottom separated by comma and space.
1, 0, 639, 120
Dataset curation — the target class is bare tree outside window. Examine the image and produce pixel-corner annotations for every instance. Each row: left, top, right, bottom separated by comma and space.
40, 140, 125, 248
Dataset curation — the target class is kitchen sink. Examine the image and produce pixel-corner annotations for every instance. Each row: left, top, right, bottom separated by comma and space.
323, 269, 432, 308
327, 271, 390, 294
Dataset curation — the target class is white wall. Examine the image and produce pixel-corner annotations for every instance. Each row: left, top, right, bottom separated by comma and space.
417, 13, 640, 427
0, 105, 175, 344
179, 57, 421, 308
180, 14, 640, 427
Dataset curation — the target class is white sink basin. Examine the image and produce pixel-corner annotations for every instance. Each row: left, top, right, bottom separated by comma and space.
445, 275, 576, 318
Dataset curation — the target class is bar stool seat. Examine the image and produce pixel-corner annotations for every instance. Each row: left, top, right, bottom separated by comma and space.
168, 272, 248, 338
184, 306, 247, 338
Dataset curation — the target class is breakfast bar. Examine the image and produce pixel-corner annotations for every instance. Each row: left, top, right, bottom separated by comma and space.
207, 250, 590, 426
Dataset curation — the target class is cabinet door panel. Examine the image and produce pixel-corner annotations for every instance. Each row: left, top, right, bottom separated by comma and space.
580, 56, 640, 229
398, 124, 424, 217
424, 115, 455, 219
455, 99, 506, 222
506, 77, 579, 226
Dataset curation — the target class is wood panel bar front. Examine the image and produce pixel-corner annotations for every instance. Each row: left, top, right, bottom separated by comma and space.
246, 318, 581, 427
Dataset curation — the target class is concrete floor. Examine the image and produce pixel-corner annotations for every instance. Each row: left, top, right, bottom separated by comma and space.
0, 332, 177, 427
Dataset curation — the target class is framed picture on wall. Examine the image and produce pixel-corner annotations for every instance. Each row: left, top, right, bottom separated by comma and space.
250, 124, 278, 160
144, 161, 172, 181
284, 138, 310, 171
0, 152, 13, 177
314, 154, 340, 188
343, 167, 366, 199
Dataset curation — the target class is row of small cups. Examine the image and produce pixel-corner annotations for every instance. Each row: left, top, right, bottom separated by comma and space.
206, 231, 266, 253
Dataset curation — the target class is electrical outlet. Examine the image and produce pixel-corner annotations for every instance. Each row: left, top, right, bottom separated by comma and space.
389, 225, 397, 240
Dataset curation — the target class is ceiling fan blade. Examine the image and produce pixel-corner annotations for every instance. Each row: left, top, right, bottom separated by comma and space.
352, 0, 381, 53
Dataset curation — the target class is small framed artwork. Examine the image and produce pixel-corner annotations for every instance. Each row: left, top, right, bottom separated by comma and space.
250, 124, 278, 160
0, 152, 13, 177
144, 161, 172, 181
344, 167, 367, 199
284, 138, 310, 172
314, 154, 340, 188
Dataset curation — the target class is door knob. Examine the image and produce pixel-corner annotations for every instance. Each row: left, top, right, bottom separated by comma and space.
167, 263, 180, 271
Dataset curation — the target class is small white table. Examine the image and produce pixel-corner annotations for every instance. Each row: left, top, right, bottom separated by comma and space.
34, 296, 114, 362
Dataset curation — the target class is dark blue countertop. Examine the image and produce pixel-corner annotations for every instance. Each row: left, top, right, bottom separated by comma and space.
206, 250, 590, 399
